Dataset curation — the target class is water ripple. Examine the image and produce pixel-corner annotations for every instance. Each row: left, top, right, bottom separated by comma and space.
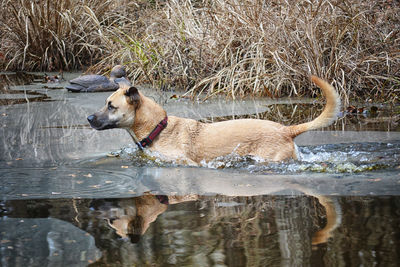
0, 167, 141, 199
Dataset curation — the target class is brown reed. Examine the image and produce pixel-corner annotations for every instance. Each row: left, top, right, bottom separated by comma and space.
1, 0, 399, 102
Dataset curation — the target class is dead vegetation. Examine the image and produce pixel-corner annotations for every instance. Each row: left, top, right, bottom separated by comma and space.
0, 0, 120, 71
0, 0, 399, 102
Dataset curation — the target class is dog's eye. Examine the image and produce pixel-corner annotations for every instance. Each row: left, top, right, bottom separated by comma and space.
108, 102, 116, 111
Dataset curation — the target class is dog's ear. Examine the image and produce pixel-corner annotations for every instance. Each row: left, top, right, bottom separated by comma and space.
125, 86, 141, 106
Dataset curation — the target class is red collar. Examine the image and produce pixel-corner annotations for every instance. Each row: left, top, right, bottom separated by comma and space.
137, 116, 168, 149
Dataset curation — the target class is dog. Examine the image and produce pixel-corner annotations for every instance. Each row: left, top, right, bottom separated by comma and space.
87, 76, 340, 165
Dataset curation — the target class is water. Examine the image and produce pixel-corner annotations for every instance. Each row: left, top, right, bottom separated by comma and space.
0, 72, 399, 266
2, 195, 399, 266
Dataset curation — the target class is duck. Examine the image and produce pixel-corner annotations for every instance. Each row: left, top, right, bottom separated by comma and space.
44, 74, 60, 83
66, 65, 131, 92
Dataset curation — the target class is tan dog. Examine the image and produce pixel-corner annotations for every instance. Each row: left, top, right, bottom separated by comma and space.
87, 76, 340, 165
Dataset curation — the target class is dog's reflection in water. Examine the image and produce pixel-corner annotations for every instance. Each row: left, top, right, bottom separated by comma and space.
92, 194, 198, 243
92, 193, 340, 245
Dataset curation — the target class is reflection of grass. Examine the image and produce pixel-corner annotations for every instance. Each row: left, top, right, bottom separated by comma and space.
200, 102, 400, 132
1, 0, 399, 102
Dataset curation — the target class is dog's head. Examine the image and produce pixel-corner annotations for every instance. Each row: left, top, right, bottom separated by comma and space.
93, 195, 168, 243
87, 86, 140, 130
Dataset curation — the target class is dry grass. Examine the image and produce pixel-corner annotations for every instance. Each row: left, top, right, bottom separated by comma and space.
94, 0, 400, 103
1, 0, 399, 102
0, 0, 119, 70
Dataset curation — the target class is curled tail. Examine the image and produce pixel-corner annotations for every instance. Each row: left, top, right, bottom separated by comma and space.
289, 76, 340, 137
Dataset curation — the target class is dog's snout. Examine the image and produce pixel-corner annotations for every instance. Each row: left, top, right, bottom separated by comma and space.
87, 112, 116, 130
87, 114, 95, 123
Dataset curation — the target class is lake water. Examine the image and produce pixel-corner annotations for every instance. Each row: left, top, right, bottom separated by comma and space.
0, 72, 399, 266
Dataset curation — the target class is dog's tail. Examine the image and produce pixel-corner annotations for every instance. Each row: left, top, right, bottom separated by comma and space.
288, 76, 340, 138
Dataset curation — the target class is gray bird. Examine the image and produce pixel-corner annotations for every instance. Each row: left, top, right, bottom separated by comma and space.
66, 65, 131, 92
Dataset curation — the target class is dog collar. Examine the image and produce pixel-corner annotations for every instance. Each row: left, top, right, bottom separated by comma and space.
136, 116, 168, 149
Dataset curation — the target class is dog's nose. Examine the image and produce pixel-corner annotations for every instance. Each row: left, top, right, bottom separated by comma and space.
87, 115, 95, 123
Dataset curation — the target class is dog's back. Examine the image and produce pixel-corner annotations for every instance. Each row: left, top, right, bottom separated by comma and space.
183, 76, 340, 162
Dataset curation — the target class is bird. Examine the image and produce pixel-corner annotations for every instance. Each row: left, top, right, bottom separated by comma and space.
44, 74, 60, 83
66, 65, 131, 92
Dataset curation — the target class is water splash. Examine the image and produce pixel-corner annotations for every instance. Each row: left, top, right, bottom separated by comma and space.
110, 141, 400, 174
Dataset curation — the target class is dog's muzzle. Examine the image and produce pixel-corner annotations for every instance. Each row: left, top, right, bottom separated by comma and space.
87, 113, 117, 130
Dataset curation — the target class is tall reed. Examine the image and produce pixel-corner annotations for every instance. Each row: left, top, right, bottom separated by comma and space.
93, 0, 400, 102
163, 0, 400, 101
1, 0, 399, 102
0, 0, 117, 70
